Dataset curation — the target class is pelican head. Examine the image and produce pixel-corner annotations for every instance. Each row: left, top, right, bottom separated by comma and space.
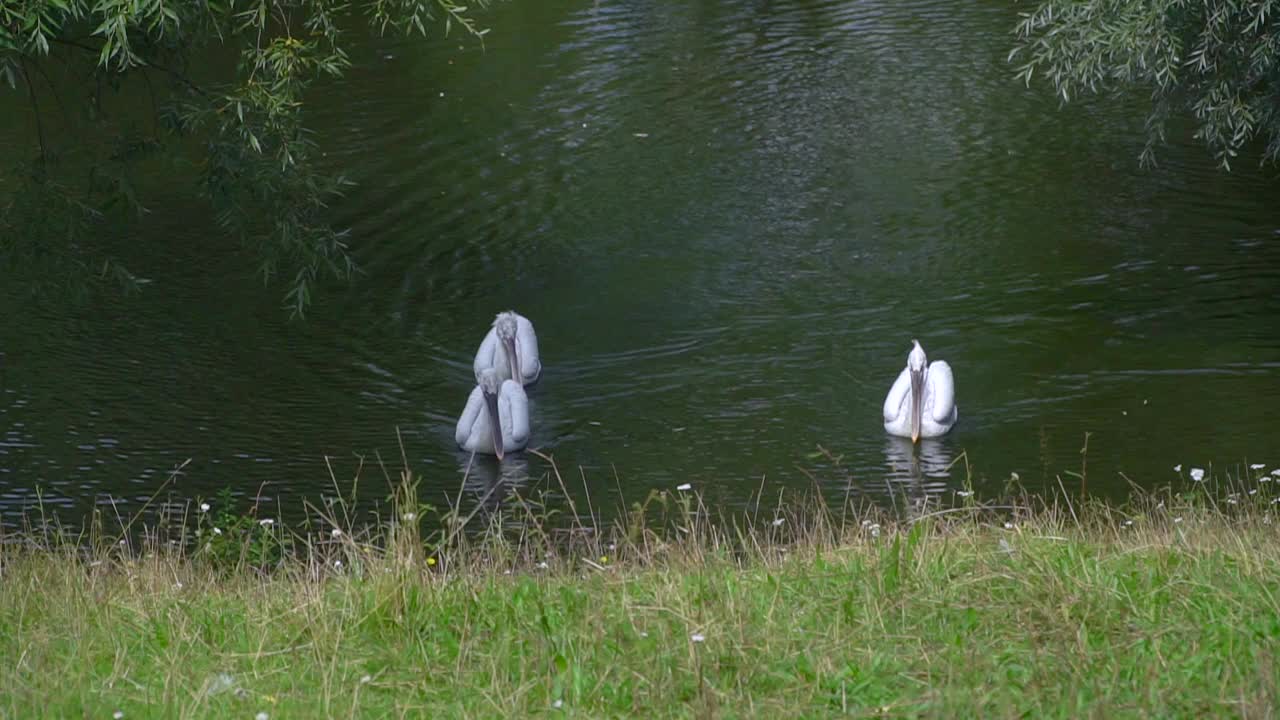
478, 368, 504, 460
493, 311, 521, 383
907, 339, 927, 443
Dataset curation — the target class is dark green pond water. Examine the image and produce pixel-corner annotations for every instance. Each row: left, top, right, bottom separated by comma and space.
2, 0, 1279, 527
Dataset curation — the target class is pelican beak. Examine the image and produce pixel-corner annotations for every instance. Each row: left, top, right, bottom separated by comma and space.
910, 367, 924, 444
483, 385, 504, 461
503, 335, 520, 384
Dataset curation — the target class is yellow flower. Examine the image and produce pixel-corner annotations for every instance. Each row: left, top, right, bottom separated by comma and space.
427, 557, 437, 566
599, 556, 608, 564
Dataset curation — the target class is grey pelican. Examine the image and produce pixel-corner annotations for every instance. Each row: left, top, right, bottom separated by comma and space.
455, 368, 530, 459
472, 311, 541, 386
883, 339, 957, 442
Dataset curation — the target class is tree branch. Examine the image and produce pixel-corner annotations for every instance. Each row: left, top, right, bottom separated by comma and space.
17, 57, 46, 163
27, 56, 72, 131
49, 36, 211, 98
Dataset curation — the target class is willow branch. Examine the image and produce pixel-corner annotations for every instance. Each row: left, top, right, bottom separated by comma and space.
49, 36, 211, 98
28, 56, 71, 130
18, 57, 45, 162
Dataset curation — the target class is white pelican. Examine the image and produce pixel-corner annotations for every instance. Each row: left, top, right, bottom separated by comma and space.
472, 310, 541, 386
455, 368, 530, 460
883, 339, 957, 442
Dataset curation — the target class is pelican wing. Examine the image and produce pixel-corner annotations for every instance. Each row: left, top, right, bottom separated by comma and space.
499, 380, 530, 450
516, 315, 541, 383
882, 366, 911, 425
925, 360, 956, 424
455, 385, 485, 447
471, 328, 500, 382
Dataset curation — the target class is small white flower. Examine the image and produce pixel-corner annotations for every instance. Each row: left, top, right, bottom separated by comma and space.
1123, 520, 1134, 527
114, 712, 124, 719
1272, 469, 1280, 477
334, 560, 343, 569
1251, 464, 1266, 470
956, 490, 974, 498
552, 699, 564, 709
676, 483, 692, 491
1190, 468, 1205, 482
1173, 517, 1183, 524
1003, 522, 1014, 530
772, 518, 785, 527
402, 512, 416, 522
1174, 464, 1182, 472
869, 523, 881, 538
690, 633, 705, 643
259, 518, 274, 527
331, 528, 342, 538
213, 527, 223, 535
256, 713, 269, 720
1271, 498, 1280, 505
861, 519, 872, 527
537, 561, 549, 570
1262, 476, 1273, 483
640, 631, 649, 638
1250, 489, 1259, 496
1010, 472, 1020, 481
199, 502, 210, 513
175, 581, 184, 589
360, 675, 371, 684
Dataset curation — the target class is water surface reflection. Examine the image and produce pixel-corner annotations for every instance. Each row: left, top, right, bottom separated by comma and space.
0, 0, 1278, 529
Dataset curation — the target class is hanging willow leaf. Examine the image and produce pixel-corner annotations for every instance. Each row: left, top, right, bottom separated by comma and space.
1, 0, 497, 316
1011, 0, 1280, 169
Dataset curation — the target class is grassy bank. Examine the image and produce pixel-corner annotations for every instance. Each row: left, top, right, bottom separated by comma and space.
2, 473, 1279, 718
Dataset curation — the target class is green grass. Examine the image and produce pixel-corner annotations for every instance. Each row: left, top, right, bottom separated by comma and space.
2, 469, 1279, 718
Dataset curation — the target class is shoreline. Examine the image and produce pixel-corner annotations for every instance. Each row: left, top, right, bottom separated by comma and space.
2, 473, 1278, 717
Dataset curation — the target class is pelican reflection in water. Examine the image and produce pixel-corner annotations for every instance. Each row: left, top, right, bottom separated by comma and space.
455, 368, 530, 460
883, 436, 954, 487
883, 339, 957, 442
458, 451, 532, 518
473, 311, 541, 386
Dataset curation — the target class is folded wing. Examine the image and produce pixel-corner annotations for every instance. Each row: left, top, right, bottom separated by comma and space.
925, 360, 956, 424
